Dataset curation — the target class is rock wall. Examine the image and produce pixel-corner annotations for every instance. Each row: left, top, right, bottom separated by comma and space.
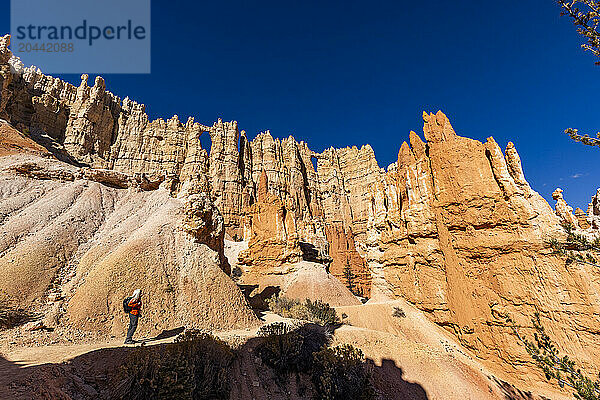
3, 34, 600, 378
325, 225, 371, 297
365, 111, 600, 381
316, 145, 383, 246
0, 36, 374, 292
238, 171, 302, 270
208, 119, 249, 236
250, 132, 327, 251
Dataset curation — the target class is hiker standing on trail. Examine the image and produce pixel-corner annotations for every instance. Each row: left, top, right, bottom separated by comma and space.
124, 289, 142, 344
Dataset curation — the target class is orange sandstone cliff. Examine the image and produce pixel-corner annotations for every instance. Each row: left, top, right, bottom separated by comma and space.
0, 33, 599, 385
366, 111, 600, 382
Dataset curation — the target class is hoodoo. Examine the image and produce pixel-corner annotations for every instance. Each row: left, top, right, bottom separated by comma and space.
0, 29, 599, 400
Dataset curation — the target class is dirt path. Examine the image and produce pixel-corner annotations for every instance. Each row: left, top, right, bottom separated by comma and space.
0, 303, 571, 400
3, 337, 172, 368
0, 312, 288, 369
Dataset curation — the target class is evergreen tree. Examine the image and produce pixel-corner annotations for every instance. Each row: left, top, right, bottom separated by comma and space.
343, 262, 357, 295
508, 312, 599, 399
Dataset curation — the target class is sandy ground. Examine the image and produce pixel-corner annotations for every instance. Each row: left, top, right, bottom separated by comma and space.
230, 239, 363, 307
1, 312, 284, 369
336, 298, 571, 400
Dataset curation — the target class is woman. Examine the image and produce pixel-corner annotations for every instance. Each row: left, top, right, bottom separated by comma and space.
125, 289, 142, 344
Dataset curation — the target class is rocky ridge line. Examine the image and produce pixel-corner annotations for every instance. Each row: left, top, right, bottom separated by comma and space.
0, 34, 372, 293
2, 34, 600, 384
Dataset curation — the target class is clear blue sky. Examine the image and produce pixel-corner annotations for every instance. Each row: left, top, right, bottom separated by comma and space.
2, 1, 599, 209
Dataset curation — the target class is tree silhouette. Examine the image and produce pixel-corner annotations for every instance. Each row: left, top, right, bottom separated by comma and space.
343, 262, 358, 296
558, 1, 600, 147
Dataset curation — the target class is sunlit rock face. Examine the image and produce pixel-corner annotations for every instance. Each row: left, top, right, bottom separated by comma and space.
325, 224, 371, 297
0, 35, 377, 293
552, 187, 579, 228
238, 170, 302, 270
365, 110, 600, 381
552, 186, 600, 235
2, 34, 600, 384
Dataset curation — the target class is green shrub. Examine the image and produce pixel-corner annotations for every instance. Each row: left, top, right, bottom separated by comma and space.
304, 299, 340, 326
112, 330, 234, 400
256, 321, 297, 337
266, 296, 298, 316
257, 322, 330, 376
548, 226, 600, 270
256, 323, 374, 399
231, 266, 243, 281
392, 307, 406, 318
267, 296, 340, 326
312, 344, 375, 400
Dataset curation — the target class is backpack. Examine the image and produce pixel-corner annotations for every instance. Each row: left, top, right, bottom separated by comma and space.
123, 296, 133, 313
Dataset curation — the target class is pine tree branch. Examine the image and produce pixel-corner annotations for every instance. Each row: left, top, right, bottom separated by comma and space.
506, 313, 600, 398
565, 128, 600, 148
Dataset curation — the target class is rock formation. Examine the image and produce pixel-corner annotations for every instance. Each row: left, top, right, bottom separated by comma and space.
276, 261, 362, 306
365, 111, 600, 382
325, 225, 371, 297
588, 188, 600, 231
182, 192, 229, 273
0, 35, 13, 115
0, 148, 258, 336
2, 34, 600, 387
0, 121, 51, 157
64, 187, 255, 336
237, 171, 302, 270
250, 131, 327, 254
208, 119, 249, 236
552, 187, 580, 228
552, 187, 600, 234
0, 35, 376, 293
574, 207, 591, 230
316, 144, 382, 246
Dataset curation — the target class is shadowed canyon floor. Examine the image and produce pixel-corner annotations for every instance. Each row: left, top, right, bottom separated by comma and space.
0, 304, 569, 400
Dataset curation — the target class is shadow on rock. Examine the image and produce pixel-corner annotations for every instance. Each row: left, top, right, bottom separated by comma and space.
238, 284, 281, 311
369, 358, 429, 400
490, 375, 547, 400
146, 326, 185, 342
